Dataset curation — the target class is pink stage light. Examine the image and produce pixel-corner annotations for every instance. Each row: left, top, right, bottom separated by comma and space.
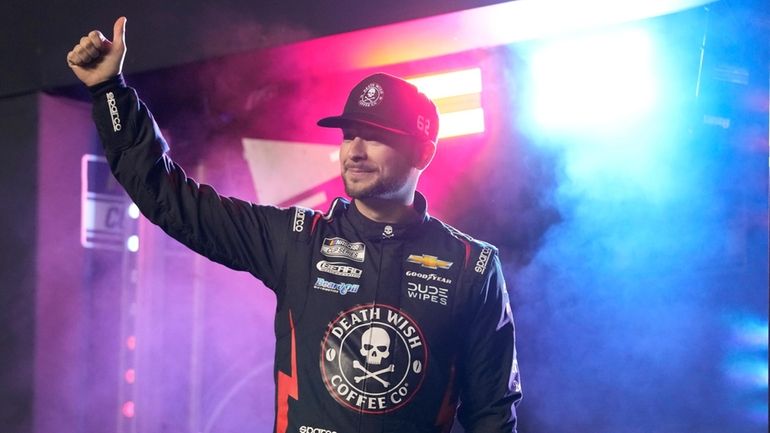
121, 401, 135, 418
407, 68, 485, 139
124, 368, 136, 384
126, 335, 136, 351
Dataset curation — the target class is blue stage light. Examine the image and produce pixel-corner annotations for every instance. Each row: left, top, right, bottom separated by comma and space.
526, 27, 657, 134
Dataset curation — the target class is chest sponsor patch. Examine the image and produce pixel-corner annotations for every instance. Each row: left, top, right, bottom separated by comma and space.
316, 261, 363, 279
404, 270, 452, 285
314, 277, 360, 295
406, 254, 453, 270
407, 282, 448, 306
321, 237, 366, 262
320, 304, 427, 414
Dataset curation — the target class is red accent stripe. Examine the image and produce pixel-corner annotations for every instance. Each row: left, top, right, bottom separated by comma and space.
462, 240, 472, 269
311, 213, 323, 234
276, 311, 298, 433
434, 362, 458, 432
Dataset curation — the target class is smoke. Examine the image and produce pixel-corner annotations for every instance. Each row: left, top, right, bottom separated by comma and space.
503, 8, 768, 433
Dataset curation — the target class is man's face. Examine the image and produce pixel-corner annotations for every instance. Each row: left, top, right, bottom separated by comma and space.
339, 123, 419, 201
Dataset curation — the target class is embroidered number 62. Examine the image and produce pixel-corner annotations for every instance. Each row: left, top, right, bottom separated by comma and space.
417, 115, 431, 137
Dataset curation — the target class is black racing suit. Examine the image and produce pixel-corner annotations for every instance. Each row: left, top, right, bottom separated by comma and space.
89, 75, 522, 433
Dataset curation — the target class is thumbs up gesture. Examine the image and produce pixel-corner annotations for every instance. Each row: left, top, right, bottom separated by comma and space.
67, 17, 127, 87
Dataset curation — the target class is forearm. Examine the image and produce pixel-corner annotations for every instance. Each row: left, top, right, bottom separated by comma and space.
89, 77, 289, 286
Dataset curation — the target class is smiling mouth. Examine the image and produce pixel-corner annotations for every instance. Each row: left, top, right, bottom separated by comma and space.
345, 166, 376, 174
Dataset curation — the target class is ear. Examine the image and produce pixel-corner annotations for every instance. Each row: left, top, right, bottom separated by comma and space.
414, 140, 436, 171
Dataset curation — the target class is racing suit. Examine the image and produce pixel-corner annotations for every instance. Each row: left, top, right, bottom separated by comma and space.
89, 75, 522, 433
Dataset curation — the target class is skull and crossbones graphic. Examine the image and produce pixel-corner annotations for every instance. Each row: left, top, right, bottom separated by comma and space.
359, 83, 384, 107
321, 304, 427, 412
354, 326, 394, 387
382, 225, 394, 238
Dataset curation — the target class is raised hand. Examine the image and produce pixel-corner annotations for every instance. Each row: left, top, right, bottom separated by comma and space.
66, 17, 127, 87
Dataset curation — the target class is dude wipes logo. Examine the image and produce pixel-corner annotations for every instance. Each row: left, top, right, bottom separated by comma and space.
320, 304, 427, 413
406, 282, 448, 306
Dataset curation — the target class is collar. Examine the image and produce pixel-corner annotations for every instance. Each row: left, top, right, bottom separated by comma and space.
345, 191, 430, 240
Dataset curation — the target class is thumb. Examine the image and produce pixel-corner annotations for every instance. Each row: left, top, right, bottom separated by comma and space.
112, 16, 127, 49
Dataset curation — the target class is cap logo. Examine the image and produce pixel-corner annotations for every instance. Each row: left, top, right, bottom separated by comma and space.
359, 83, 384, 108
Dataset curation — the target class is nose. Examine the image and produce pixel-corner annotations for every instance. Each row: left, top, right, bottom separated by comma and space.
347, 136, 367, 161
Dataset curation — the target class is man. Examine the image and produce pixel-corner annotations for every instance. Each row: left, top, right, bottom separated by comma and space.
67, 17, 522, 433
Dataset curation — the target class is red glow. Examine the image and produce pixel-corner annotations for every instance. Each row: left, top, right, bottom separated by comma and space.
124, 368, 136, 384
122, 401, 135, 418
126, 336, 136, 351
276, 311, 298, 433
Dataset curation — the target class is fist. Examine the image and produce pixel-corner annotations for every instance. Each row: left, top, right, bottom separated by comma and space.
67, 17, 127, 87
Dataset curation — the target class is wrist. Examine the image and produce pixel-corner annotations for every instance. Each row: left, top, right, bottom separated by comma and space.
88, 74, 127, 98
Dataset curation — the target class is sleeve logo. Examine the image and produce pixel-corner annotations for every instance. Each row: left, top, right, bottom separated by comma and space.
106, 92, 122, 132
475, 247, 492, 274
292, 207, 307, 232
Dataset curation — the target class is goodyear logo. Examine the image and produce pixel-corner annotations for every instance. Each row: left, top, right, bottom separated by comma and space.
406, 254, 453, 270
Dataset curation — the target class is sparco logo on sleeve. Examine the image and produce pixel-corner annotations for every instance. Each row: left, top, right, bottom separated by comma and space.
475, 247, 492, 274
292, 207, 307, 232
321, 304, 427, 414
321, 238, 366, 262
299, 426, 337, 433
106, 92, 121, 132
317, 261, 363, 279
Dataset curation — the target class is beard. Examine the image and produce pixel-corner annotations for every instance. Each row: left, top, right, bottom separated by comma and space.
343, 169, 411, 200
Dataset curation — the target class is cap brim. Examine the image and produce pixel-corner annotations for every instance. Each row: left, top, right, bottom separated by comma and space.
317, 114, 412, 137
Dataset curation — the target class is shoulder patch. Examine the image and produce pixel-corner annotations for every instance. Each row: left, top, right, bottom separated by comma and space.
431, 218, 498, 272
291, 206, 312, 233
473, 244, 495, 275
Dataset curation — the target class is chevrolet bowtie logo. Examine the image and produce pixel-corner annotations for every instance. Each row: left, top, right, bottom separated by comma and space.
407, 254, 453, 270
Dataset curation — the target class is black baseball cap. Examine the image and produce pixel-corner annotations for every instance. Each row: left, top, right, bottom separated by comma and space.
318, 73, 439, 145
